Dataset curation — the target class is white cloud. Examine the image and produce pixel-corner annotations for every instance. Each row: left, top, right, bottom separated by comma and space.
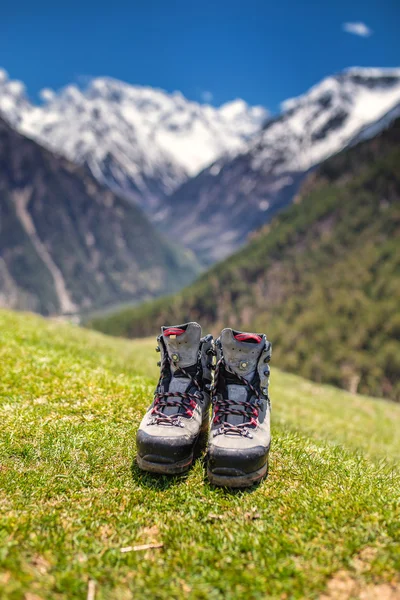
201, 90, 213, 103
40, 88, 55, 102
342, 22, 373, 37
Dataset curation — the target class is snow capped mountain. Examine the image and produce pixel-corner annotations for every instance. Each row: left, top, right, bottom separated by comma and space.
0, 70, 267, 211
163, 67, 400, 264
252, 67, 400, 174
2, 66, 400, 266
0, 68, 31, 126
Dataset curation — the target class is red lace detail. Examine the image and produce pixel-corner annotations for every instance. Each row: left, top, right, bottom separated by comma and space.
151, 359, 201, 424
211, 357, 262, 435
163, 327, 186, 337
234, 333, 262, 343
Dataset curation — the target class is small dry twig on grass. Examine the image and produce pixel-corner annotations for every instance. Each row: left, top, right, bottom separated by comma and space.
207, 513, 224, 520
120, 543, 164, 553
87, 579, 96, 600
244, 511, 261, 520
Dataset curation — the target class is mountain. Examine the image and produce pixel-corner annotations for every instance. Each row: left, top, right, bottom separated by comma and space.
0, 68, 267, 213
2, 66, 400, 268
89, 118, 400, 402
0, 117, 199, 316
163, 68, 400, 264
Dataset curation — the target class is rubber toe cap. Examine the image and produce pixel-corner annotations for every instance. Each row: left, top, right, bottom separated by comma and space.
136, 428, 196, 463
208, 443, 269, 475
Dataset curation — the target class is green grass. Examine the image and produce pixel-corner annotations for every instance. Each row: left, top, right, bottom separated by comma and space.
0, 310, 399, 599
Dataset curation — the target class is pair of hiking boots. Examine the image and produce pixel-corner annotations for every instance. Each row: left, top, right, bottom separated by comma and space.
136, 322, 272, 488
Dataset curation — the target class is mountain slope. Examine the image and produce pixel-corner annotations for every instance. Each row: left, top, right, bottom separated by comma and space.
0, 68, 267, 212
0, 117, 199, 316
1, 309, 400, 599
89, 118, 400, 401
164, 68, 400, 264
2, 66, 399, 263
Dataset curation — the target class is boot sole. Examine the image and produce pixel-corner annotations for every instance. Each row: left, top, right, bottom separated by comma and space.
136, 421, 208, 475
207, 460, 269, 488
136, 453, 194, 474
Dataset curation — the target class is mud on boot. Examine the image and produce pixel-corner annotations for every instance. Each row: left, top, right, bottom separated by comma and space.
207, 328, 272, 488
136, 323, 213, 474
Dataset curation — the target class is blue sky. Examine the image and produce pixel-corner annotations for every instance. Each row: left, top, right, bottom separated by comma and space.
1, 0, 399, 112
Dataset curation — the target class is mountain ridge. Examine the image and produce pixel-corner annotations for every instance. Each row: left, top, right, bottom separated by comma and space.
163, 67, 400, 264
0, 68, 267, 212
0, 116, 199, 315
2, 66, 400, 247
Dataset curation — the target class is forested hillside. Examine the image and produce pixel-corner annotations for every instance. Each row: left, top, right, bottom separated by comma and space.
89, 119, 400, 401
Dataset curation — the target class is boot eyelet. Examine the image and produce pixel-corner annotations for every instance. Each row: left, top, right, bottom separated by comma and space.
171, 352, 180, 362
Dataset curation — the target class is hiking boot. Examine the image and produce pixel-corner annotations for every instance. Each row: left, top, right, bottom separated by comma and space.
136, 322, 213, 474
207, 328, 272, 488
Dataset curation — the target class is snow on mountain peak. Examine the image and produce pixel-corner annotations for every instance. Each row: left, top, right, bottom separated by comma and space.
0, 71, 31, 125
1, 65, 399, 222
0, 68, 8, 84
219, 99, 268, 127
280, 67, 400, 113
345, 66, 400, 77
39, 88, 56, 102
0, 70, 267, 209
257, 66, 400, 174
161, 66, 400, 265
220, 98, 252, 117
6, 80, 25, 96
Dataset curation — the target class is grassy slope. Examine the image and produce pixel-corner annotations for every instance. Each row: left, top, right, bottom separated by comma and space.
0, 310, 399, 600
88, 119, 400, 402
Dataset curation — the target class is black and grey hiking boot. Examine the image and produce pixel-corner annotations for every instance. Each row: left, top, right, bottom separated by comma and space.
136, 322, 213, 474
207, 328, 272, 488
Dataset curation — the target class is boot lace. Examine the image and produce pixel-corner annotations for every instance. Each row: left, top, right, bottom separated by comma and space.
150, 352, 202, 426
212, 357, 262, 437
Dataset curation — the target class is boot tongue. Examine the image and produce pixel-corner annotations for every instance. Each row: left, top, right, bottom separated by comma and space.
220, 328, 264, 381
220, 328, 265, 427
162, 322, 201, 374
161, 322, 201, 417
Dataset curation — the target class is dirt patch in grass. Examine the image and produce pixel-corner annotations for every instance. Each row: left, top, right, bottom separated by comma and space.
321, 573, 400, 600
321, 547, 400, 600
